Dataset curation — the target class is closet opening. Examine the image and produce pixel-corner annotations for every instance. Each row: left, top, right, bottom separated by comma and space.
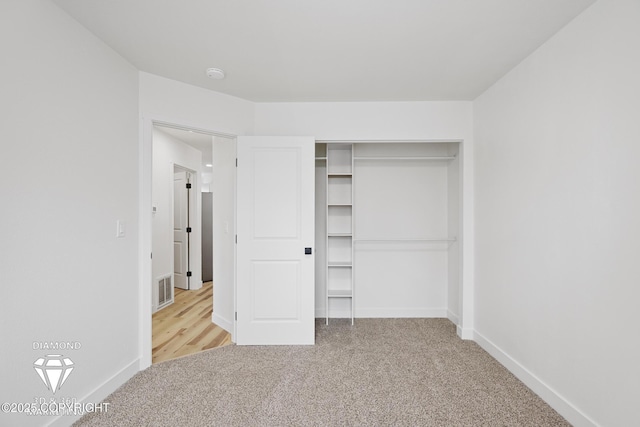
315, 141, 462, 327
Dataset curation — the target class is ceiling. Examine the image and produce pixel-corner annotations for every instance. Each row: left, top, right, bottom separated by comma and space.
155, 126, 213, 172
53, 0, 595, 102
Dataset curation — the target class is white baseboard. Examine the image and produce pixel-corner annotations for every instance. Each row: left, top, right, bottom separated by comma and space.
212, 312, 233, 335
47, 359, 140, 427
473, 330, 599, 427
456, 325, 474, 340
315, 308, 448, 319
356, 307, 447, 318
315, 308, 350, 319
447, 310, 459, 325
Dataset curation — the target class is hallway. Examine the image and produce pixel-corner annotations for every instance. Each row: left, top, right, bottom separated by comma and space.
152, 282, 231, 363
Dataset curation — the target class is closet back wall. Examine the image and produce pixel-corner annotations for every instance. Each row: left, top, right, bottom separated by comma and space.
351, 142, 459, 318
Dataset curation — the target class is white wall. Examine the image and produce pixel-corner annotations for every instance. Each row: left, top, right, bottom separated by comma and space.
139, 71, 254, 366
353, 147, 450, 318
255, 102, 473, 328
447, 144, 461, 323
140, 72, 254, 136
211, 136, 237, 334
201, 171, 213, 193
152, 128, 203, 307
254, 101, 472, 141
473, 1, 640, 426
0, 1, 139, 426
314, 152, 328, 318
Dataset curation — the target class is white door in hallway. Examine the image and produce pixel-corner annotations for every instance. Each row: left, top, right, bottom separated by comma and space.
236, 136, 315, 345
173, 170, 190, 290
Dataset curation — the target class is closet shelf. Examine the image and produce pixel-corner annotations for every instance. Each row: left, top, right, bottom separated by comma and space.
327, 290, 353, 298
328, 262, 353, 268
353, 156, 456, 161
325, 143, 355, 326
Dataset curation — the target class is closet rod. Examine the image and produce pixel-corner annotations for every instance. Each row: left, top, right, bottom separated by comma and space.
355, 238, 457, 242
353, 155, 456, 160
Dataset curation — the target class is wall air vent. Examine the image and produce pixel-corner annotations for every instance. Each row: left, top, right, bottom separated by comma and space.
157, 275, 173, 309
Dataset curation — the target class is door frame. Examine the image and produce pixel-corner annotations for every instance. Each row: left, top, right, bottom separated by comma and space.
140, 114, 237, 369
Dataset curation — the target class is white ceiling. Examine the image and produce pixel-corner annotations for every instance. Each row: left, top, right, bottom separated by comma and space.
155, 126, 213, 172
53, 0, 595, 102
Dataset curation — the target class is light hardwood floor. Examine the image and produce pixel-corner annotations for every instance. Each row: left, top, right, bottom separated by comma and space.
152, 281, 231, 364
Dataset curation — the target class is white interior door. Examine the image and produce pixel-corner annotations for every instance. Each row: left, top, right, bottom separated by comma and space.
236, 136, 315, 345
173, 170, 190, 290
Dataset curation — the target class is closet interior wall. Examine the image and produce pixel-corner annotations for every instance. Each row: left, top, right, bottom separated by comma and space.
315, 141, 461, 323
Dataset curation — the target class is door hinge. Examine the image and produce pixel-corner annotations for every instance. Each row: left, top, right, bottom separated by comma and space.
186, 227, 192, 233
150, 252, 152, 259
186, 271, 192, 277
235, 158, 238, 167
186, 183, 192, 189
235, 235, 237, 244
235, 312, 237, 321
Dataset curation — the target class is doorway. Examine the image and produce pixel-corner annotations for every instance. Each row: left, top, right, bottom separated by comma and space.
147, 122, 236, 364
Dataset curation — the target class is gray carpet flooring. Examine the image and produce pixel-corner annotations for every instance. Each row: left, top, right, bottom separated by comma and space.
75, 319, 570, 426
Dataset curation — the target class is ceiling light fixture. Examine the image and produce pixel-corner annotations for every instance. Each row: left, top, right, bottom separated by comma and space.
206, 68, 225, 80
205, 164, 213, 168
